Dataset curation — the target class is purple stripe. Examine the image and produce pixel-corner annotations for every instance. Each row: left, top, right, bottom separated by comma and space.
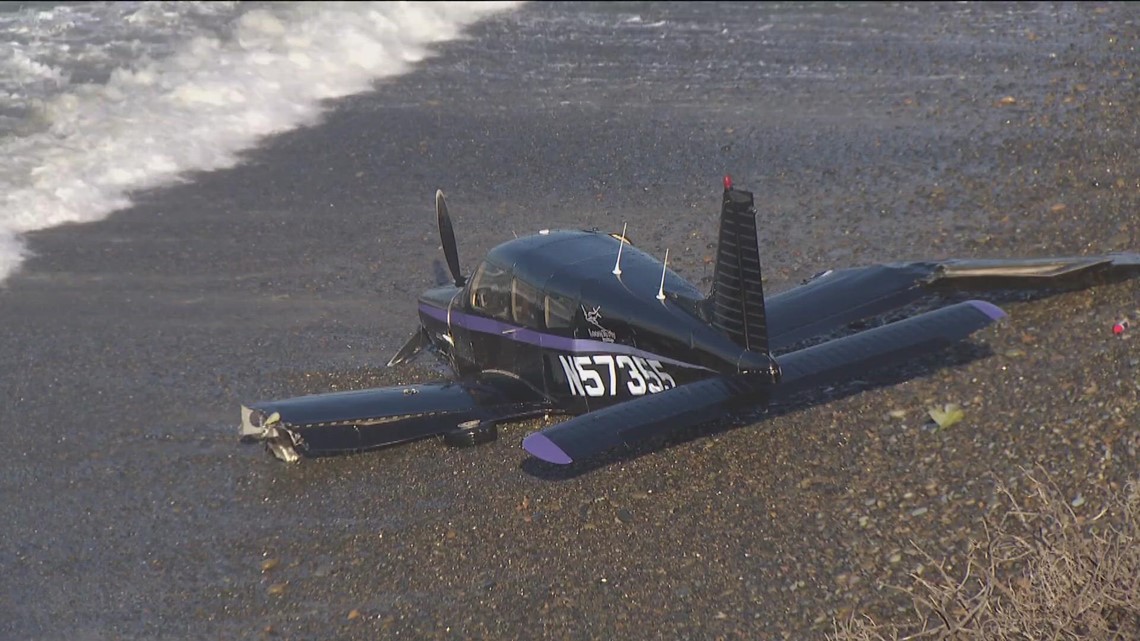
522, 433, 573, 464
420, 304, 714, 372
967, 300, 1006, 321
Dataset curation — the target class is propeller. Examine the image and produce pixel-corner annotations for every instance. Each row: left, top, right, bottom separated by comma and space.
388, 189, 465, 368
386, 327, 431, 367
436, 189, 465, 287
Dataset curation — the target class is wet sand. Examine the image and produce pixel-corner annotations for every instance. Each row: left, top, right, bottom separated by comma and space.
2, 3, 1138, 639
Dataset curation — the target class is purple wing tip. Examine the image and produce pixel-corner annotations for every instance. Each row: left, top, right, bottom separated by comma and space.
522, 433, 573, 465
968, 299, 1007, 321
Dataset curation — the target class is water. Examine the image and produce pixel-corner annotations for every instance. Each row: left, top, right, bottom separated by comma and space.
0, 0, 518, 282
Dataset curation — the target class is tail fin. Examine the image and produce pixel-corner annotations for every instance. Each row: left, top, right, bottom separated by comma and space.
709, 178, 771, 354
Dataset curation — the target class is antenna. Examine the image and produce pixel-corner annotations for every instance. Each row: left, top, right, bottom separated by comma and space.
612, 223, 628, 276
656, 249, 669, 301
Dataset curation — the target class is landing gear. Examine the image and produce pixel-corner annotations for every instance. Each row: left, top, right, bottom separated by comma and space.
443, 420, 498, 447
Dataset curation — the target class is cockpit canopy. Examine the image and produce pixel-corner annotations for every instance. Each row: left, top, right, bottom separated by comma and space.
462, 229, 709, 335
466, 258, 577, 330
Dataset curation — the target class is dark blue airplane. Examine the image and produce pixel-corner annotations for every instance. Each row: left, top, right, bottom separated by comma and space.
240, 178, 1140, 464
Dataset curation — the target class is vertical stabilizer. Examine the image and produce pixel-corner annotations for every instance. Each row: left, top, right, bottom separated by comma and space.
710, 179, 770, 354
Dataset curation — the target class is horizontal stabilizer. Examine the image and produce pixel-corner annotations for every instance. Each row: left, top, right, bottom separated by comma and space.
775, 299, 1004, 394
523, 375, 765, 464
766, 253, 1140, 351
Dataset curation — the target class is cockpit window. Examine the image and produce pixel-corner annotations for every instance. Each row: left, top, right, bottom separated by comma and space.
512, 277, 543, 328
545, 291, 575, 329
471, 260, 577, 330
469, 261, 512, 321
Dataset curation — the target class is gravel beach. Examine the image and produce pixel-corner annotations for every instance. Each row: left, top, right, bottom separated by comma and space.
2, 3, 1137, 639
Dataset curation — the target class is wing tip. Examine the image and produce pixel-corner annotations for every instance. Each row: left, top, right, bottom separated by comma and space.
967, 299, 1007, 321
522, 433, 573, 465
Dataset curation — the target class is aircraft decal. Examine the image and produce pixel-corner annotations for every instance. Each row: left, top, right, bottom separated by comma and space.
557, 353, 676, 397
583, 306, 616, 343
418, 303, 715, 372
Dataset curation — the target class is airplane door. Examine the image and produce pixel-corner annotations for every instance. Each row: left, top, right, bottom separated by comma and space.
445, 287, 479, 377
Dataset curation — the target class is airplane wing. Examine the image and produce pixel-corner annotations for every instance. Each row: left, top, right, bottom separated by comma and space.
766, 252, 1140, 351
523, 300, 1003, 464
243, 376, 549, 462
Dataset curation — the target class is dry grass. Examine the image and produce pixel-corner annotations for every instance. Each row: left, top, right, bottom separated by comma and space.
832, 472, 1140, 641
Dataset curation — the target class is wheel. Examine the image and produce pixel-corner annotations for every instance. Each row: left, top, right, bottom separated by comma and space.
443, 420, 498, 447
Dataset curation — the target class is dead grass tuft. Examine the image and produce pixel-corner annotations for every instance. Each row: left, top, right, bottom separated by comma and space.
832, 472, 1140, 640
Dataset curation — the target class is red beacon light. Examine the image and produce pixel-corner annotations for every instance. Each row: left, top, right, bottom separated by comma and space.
723, 175, 733, 190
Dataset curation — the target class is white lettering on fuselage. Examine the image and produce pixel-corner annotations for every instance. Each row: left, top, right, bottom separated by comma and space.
557, 354, 677, 397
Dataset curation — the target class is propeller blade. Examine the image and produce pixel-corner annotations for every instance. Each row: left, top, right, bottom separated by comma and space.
436, 189, 465, 287
387, 327, 431, 367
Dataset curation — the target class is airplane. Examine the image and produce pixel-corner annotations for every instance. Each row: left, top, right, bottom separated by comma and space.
239, 177, 1140, 465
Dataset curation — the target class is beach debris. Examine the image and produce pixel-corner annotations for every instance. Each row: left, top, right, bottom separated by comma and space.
1112, 319, 1130, 335
927, 403, 964, 429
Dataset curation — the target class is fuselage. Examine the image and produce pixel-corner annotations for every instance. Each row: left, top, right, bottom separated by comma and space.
416, 230, 776, 414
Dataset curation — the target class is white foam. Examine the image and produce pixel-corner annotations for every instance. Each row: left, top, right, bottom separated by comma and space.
0, 1, 520, 283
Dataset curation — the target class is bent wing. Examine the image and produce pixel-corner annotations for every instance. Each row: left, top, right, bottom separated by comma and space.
767, 253, 1140, 351
523, 300, 1004, 465
242, 378, 548, 462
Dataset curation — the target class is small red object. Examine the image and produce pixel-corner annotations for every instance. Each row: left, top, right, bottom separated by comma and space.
723, 175, 733, 190
1113, 319, 1130, 335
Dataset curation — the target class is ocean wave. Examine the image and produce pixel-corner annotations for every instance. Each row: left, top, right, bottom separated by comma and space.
0, 1, 519, 284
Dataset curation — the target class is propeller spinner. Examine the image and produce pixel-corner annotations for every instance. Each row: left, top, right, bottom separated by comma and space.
436, 189, 465, 287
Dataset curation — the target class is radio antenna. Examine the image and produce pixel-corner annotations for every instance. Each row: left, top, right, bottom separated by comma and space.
612, 223, 628, 276
656, 249, 669, 301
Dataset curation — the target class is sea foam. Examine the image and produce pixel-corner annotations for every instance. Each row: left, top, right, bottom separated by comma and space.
0, 1, 519, 283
